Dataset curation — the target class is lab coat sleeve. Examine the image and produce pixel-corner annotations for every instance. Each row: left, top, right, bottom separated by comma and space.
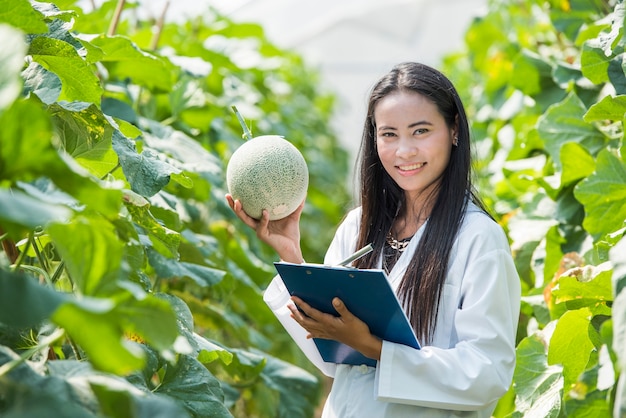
375, 231, 521, 410
263, 275, 337, 377
261, 208, 361, 377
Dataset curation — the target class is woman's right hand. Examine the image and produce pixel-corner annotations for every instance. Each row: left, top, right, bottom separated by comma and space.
225, 194, 305, 264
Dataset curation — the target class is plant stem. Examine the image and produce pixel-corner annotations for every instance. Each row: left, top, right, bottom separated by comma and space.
11, 233, 31, 272
149, 0, 170, 50
31, 234, 49, 274
50, 261, 65, 284
231, 106, 253, 140
107, 0, 126, 37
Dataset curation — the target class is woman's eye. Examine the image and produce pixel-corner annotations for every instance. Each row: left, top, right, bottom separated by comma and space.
413, 128, 428, 135
379, 131, 396, 138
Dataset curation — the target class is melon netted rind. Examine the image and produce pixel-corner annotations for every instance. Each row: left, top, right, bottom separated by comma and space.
226, 135, 309, 220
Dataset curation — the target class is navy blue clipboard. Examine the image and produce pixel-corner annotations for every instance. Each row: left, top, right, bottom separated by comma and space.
274, 262, 420, 367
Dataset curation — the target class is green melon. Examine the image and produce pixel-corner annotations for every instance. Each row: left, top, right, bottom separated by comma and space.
226, 135, 309, 220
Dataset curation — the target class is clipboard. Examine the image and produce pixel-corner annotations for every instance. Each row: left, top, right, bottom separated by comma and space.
273, 262, 420, 367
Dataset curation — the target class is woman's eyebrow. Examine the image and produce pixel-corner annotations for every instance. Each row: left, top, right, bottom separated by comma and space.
408, 120, 433, 128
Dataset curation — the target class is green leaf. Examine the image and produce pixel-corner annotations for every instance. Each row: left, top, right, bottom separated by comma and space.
513, 333, 563, 417
0, 347, 99, 418
0, 0, 48, 33
548, 308, 597, 389
0, 24, 27, 112
0, 189, 72, 237
552, 262, 613, 307
537, 93, 607, 170
114, 293, 179, 352
194, 334, 233, 366
0, 269, 67, 328
574, 149, 626, 237
124, 200, 180, 258
52, 298, 146, 375
584, 94, 626, 122
112, 130, 181, 197
611, 238, 626, 370
21, 61, 63, 104
49, 102, 119, 178
146, 248, 226, 288
560, 142, 596, 186
48, 215, 124, 296
88, 35, 178, 92
47, 359, 192, 418
0, 97, 58, 181
156, 354, 233, 418
29, 36, 103, 105
257, 351, 320, 418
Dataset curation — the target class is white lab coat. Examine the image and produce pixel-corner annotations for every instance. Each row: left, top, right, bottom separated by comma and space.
263, 202, 521, 417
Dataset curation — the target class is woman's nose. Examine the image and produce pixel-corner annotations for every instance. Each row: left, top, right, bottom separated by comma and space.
396, 137, 417, 158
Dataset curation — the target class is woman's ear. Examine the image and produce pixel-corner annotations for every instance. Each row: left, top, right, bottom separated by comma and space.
452, 116, 460, 146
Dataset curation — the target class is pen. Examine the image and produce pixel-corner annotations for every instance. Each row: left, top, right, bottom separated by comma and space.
337, 243, 374, 267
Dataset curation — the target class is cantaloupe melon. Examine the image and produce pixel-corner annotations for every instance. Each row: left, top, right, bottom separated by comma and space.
226, 135, 308, 220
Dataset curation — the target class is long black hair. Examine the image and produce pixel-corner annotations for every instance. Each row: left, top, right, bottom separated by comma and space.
353, 62, 488, 344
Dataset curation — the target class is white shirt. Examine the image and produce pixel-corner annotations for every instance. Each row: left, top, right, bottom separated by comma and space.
264, 202, 521, 417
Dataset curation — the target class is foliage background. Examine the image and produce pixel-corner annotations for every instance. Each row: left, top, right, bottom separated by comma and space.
1, 0, 626, 417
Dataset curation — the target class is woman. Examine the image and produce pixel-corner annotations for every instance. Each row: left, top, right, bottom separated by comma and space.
227, 62, 521, 417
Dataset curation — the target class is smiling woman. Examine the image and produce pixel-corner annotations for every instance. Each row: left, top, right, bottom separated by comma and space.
228, 62, 521, 418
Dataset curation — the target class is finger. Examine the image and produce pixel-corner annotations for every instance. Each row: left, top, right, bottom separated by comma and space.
332, 297, 352, 318
255, 209, 271, 239
230, 199, 259, 229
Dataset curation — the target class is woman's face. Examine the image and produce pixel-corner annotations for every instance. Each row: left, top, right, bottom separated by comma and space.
374, 90, 456, 202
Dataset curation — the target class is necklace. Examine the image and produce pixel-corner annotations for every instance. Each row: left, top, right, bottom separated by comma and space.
383, 231, 413, 274
386, 231, 412, 252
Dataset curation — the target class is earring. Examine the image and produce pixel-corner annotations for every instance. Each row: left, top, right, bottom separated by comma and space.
453, 136, 459, 146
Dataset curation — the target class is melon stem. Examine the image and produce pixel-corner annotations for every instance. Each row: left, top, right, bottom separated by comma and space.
231, 105, 253, 140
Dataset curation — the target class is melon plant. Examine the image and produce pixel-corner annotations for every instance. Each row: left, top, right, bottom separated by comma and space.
226, 108, 309, 220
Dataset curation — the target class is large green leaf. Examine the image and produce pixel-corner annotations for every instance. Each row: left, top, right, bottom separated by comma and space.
574, 149, 626, 237
52, 297, 146, 375
28, 36, 103, 105
48, 215, 123, 296
548, 308, 598, 389
584, 94, 626, 123
49, 101, 119, 178
0, 347, 98, 418
513, 333, 563, 417
146, 248, 226, 288
537, 93, 607, 170
47, 359, 192, 418
112, 130, 183, 197
257, 351, 320, 418
0, 0, 48, 33
87, 35, 178, 92
0, 269, 67, 328
156, 354, 233, 418
0, 188, 72, 237
552, 262, 613, 308
0, 97, 58, 181
560, 142, 596, 186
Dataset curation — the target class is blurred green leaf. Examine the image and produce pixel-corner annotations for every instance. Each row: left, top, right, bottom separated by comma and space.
0, 24, 27, 112
0, 269, 67, 328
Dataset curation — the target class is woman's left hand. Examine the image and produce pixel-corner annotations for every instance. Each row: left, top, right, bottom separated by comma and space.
288, 296, 383, 361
